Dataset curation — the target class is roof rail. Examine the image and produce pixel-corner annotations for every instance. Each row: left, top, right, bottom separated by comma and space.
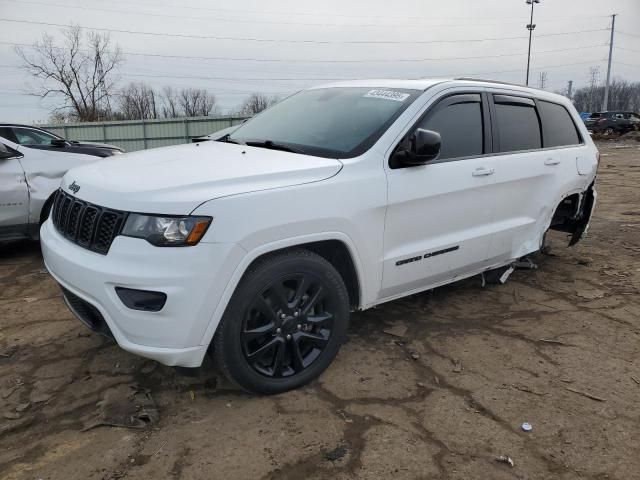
454, 77, 527, 88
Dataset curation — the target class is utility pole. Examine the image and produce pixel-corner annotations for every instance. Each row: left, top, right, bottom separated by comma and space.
538, 71, 547, 90
602, 13, 617, 111
525, 0, 540, 86
588, 66, 600, 112
567, 80, 573, 100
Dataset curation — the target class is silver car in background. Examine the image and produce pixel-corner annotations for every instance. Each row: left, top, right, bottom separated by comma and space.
0, 135, 103, 242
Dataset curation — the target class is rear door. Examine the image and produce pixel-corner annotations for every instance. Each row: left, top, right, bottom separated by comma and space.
486, 94, 582, 262
0, 140, 29, 235
381, 91, 499, 299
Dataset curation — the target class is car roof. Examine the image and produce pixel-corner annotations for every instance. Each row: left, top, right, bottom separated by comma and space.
0, 123, 55, 130
309, 79, 447, 91
309, 78, 570, 101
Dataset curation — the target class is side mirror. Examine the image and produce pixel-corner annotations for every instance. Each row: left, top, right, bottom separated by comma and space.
50, 138, 67, 148
391, 128, 441, 168
0, 151, 22, 160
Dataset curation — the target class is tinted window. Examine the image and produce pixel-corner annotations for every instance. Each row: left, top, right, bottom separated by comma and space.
13, 127, 57, 145
494, 102, 541, 152
538, 101, 581, 147
419, 100, 484, 159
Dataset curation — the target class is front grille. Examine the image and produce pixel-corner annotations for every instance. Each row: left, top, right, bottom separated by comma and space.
61, 287, 114, 340
51, 189, 127, 254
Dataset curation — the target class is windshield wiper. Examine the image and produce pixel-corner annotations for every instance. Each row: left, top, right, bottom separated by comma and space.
216, 133, 242, 144
245, 140, 307, 155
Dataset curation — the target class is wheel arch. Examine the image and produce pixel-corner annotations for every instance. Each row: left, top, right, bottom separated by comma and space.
546, 182, 596, 246
199, 233, 366, 351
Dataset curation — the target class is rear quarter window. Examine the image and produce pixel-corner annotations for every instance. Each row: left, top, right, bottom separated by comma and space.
538, 101, 581, 148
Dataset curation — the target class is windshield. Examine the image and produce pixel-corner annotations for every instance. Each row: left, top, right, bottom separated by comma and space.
588, 113, 602, 118
226, 87, 421, 158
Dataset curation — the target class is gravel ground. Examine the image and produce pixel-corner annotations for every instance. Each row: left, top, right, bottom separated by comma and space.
1, 143, 639, 480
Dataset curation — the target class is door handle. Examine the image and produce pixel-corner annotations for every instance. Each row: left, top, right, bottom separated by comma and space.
472, 167, 494, 177
544, 158, 561, 166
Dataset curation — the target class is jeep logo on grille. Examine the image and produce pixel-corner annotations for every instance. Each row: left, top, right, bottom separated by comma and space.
68, 181, 81, 194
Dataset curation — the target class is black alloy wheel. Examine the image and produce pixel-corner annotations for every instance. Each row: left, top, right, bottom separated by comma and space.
241, 273, 333, 378
213, 249, 350, 394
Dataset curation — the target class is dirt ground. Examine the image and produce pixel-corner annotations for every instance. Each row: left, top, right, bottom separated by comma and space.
1, 143, 639, 480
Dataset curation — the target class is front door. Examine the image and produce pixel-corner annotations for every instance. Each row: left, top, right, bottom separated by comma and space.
0, 142, 28, 237
381, 92, 498, 300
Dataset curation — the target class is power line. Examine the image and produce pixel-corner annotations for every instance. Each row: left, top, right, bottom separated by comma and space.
124, 60, 606, 82
617, 46, 640, 54
0, 58, 606, 83
613, 61, 640, 69
0, 18, 609, 45
56, 0, 609, 22
617, 31, 640, 39
0, 40, 608, 64
0, 0, 613, 29
0, 0, 588, 28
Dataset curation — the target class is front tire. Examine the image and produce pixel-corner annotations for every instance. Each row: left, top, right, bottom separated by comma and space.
212, 249, 350, 394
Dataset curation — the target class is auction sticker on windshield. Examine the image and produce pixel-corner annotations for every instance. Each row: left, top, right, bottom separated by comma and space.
364, 89, 411, 102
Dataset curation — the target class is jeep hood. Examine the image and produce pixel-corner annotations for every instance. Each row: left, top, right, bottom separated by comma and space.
61, 141, 343, 214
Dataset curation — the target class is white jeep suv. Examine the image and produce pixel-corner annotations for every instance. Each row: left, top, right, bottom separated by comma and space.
41, 79, 598, 394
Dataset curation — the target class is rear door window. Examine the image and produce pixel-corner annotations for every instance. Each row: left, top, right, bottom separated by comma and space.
493, 95, 541, 152
417, 94, 484, 160
538, 101, 581, 147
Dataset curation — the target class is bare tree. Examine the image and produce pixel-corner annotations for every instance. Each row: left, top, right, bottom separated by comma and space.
118, 82, 158, 120
238, 92, 279, 116
573, 78, 640, 112
160, 86, 180, 118
179, 88, 217, 117
15, 25, 122, 122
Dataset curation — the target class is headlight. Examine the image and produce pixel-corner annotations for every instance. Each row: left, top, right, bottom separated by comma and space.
121, 214, 212, 246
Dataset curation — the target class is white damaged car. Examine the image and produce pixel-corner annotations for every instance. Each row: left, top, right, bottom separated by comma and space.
41, 79, 598, 394
0, 136, 103, 242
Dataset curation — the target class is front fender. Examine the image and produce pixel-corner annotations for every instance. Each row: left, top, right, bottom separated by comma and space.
196, 231, 367, 350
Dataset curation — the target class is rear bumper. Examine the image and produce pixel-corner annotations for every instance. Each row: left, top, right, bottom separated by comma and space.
41, 218, 245, 367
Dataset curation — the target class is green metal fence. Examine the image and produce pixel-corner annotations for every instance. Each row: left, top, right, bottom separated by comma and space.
38, 116, 249, 152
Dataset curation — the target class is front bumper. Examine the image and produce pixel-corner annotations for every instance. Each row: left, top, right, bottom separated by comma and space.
41, 219, 245, 367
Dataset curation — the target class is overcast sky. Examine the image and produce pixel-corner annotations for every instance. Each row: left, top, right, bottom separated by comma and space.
1, 0, 639, 123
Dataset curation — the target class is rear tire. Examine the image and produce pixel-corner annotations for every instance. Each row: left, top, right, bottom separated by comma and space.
212, 249, 350, 394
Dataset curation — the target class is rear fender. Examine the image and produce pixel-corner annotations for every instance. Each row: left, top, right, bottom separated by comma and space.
549, 182, 597, 246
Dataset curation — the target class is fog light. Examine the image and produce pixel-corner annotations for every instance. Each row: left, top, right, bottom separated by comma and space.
115, 287, 167, 312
